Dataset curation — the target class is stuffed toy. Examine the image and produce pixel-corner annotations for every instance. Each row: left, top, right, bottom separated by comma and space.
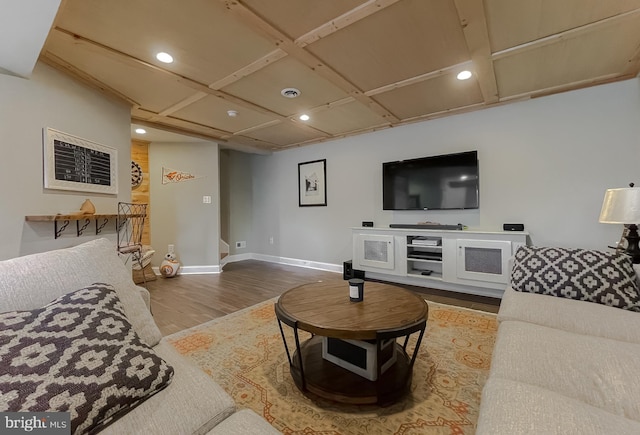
160, 251, 180, 277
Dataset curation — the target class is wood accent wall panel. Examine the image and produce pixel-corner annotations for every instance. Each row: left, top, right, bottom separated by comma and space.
131, 139, 151, 246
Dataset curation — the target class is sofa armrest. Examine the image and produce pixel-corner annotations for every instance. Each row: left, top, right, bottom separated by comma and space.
136, 285, 152, 311
0, 238, 163, 347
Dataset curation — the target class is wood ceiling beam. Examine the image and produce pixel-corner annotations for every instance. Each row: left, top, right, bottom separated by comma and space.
50, 27, 276, 116
154, 92, 209, 119
365, 61, 473, 96
130, 118, 227, 143
294, 0, 400, 47
48, 27, 328, 139
493, 8, 640, 61
131, 113, 282, 154
288, 121, 393, 150
39, 52, 141, 107
622, 43, 640, 76
221, 0, 400, 123
232, 119, 282, 136
499, 72, 633, 102
305, 97, 357, 114
132, 108, 231, 139
208, 49, 287, 90
454, 0, 499, 103
51, 27, 213, 93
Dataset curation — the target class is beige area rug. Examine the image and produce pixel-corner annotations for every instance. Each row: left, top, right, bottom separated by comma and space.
166, 298, 497, 435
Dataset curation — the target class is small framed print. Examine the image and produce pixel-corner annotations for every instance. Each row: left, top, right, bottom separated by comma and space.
298, 159, 327, 207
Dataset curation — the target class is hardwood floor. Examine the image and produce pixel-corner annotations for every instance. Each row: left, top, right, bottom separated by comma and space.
147, 260, 500, 336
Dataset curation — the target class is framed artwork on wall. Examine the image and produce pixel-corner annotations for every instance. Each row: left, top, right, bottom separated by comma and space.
298, 159, 327, 207
43, 127, 118, 194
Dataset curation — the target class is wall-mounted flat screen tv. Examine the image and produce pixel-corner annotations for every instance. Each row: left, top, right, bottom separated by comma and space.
383, 151, 479, 210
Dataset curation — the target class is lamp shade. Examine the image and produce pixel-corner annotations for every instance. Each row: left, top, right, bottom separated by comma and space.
599, 187, 640, 224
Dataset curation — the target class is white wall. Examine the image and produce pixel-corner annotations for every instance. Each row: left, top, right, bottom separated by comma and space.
246, 78, 640, 265
149, 142, 220, 269
0, 63, 131, 260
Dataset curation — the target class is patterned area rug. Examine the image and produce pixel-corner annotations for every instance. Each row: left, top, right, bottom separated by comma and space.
166, 298, 497, 434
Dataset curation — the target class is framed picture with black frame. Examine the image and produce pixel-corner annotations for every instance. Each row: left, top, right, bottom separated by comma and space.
298, 159, 327, 207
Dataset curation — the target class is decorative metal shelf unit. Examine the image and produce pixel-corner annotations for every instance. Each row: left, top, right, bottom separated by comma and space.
25, 214, 116, 239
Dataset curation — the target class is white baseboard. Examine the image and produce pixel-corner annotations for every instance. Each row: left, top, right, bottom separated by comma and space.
224, 253, 253, 263
152, 254, 342, 275
251, 253, 343, 274
152, 264, 221, 276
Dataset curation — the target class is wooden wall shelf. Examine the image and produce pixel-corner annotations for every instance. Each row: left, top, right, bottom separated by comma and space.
25, 214, 116, 239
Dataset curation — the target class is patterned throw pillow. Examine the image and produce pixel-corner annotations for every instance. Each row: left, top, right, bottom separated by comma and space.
0, 283, 174, 434
511, 246, 640, 311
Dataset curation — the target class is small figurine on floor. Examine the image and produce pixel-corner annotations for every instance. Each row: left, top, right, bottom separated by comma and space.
160, 251, 180, 278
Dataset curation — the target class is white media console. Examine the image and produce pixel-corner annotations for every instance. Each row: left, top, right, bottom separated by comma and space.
352, 227, 529, 298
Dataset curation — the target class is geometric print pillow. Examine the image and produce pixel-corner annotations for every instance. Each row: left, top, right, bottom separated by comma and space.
0, 283, 174, 435
511, 246, 640, 312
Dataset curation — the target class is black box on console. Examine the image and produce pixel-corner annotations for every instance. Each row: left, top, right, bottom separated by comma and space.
503, 223, 524, 231
343, 260, 365, 280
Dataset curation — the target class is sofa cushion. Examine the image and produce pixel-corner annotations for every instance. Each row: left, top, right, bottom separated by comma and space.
510, 246, 640, 311
0, 284, 174, 434
489, 320, 640, 421
499, 286, 640, 344
100, 340, 237, 435
477, 378, 640, 435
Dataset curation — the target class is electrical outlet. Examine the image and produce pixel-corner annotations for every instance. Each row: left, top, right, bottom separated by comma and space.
202, 195, 211, 204
168, 244, 174, 253
269, 236, 274, 245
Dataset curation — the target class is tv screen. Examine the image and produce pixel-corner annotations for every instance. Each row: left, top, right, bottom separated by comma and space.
383, 151, 479, 210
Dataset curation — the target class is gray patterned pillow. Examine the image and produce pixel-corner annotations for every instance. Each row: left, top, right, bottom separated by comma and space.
511, 246, 640, 311
0, 283, 174, 434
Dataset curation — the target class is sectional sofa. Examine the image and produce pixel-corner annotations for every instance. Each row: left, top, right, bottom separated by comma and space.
477, 246, 640, 434
0, 238, 280, 434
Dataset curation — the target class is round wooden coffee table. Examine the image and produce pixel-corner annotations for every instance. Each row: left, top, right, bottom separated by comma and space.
275, 280, 428, 405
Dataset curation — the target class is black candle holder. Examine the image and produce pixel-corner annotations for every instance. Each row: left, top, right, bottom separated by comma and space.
348, 278, 364, 302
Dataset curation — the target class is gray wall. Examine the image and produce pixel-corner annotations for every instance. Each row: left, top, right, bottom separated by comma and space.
243, 78, 640, 265
219, 149, 231, 244
149, 142, 220, 268
227, 150, 254, 255
0, 63, 131, 260
219, 149, 254, 256
3, 62, 638, 272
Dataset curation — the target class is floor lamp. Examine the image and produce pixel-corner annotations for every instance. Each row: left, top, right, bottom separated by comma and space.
599, 183, 640, 264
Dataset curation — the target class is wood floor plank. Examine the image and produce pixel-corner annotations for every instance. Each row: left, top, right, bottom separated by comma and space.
147, 260, 499, 336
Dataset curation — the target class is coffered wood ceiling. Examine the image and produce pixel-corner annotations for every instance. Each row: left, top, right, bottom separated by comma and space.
40, 0, 640, 152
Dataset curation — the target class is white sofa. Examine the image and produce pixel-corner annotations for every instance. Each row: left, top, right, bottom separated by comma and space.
0, 238, 280, 435
477, 249, 640, 434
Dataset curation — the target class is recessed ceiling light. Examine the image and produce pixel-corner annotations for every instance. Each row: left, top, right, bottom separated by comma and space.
457, 70, 472, 80
156, 52, 174, 63
299, 114, 310, 121
227, 110, 238, 117
135, 128, 146, 134
281, 88, 300, 98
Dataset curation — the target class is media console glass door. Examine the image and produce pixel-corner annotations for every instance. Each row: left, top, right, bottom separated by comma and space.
456, 239, 512, 284
355, 234, 395, 270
